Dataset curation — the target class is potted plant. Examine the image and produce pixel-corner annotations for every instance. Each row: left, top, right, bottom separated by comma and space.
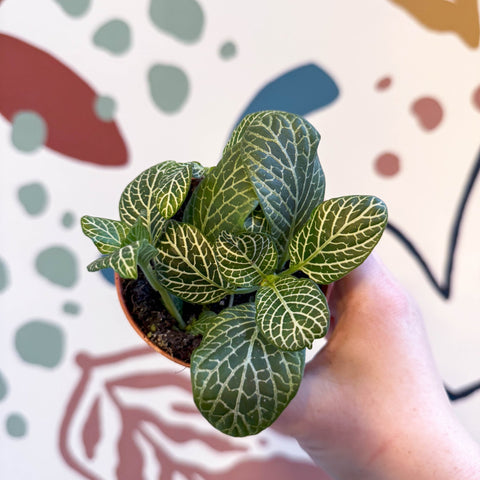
81, 110, 388, 437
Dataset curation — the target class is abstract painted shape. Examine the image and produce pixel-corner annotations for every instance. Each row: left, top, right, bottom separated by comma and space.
237, 63, 339, 122
18, 182, 49, 215
219, 41, 237, 60
93, 19, 131, 55
61, 211, 75, 228
11, 111, 47, 152
94, 95, 117, 121
15, 320, 64, 368
388, 0, 479, 48
0, 257, 10, 293
35, 246, 78, 287
411, 96, 443, 131
0, 34, 128, 166
54, 0, 91, 17
472, 85, 480, 110
82, 398, 101, 459
148, 64, 189, 113
375, 76, 392, 91
149, 0, 204, 43
6, 413, 28, 438
100, 267, 115, 286
63, 301, 81, 315
374, 152, 401, 177
0, 371, 8, 401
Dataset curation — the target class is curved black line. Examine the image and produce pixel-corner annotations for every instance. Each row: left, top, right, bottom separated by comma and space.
386, 146, 480, 300
446, 382, 480, 402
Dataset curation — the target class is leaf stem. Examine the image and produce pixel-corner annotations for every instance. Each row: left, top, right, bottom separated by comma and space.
139, 261, 187, 330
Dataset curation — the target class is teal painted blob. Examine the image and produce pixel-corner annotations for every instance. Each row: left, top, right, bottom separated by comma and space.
61, 211, 75, 228
55, 0, 90, 17
148, 64, 189, 113
11, 111, 47, 153
0, 371, 8, 401
94, 96, 117, 121
220, 41, 237, 60
18, 182, 48, 216
63, 301, 81, 315
149, 0, 204, 43
35, 246, 78, 287
15, 320, 64, 368
93, 19, 131, 55
6, 413, 27, 438
0, 258, 10, 293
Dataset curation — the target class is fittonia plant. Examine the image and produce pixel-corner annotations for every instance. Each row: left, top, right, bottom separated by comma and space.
81, 110, 388, 437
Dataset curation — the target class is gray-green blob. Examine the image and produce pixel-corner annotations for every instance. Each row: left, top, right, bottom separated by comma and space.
54, 0, 90, 17
15, 320, 64, 368
148, 64, 189, 113
0, 371, 8, 401
63, 301, 81, 315
0, 258, 10, 293
94, 96, 116, 121
93, 19, 131, 55
35, 246, 78, 288
6, 413, 27, 438
18, 183, 49, 216
219, 41, 237, 60
11, 111, 47, 153
149, 0, 204, 43
61, 211, 75, 228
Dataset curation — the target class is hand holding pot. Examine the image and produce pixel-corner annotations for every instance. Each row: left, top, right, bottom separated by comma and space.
275, 255, 480, 480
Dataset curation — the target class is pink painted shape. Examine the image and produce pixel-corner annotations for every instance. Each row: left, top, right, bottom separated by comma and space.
0, 33, 128, 166
473, 85, 480, 110
82, 398, 101, 460
375, 76, 392, 91
411, 96, 443, 131
375, 152, 401, 177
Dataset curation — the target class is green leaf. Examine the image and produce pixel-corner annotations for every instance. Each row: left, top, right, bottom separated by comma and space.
154, 222, 231, 304
86, 255, 112, 272
156, 163, 192, 219
215, 232, 277, 287
242, 111, 325, 261
119, 161, 186, 245
223, 111, 272, 154
81, 215, 129, 254
184, 143, 258, 241
289, 195, 388, 284
256, 276, 329, 351
187, 309, 218, 336
244, 207, 271, 235
191, 303, 305, 437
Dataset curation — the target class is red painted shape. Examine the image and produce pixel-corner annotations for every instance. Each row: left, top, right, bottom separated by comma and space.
411, 96, 443, 131
0, 34, 128, 166
82, 398, 101, 459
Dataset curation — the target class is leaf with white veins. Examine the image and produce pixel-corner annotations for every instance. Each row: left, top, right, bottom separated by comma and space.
156, 163, 192, 219
256, 276, 329, 351
215, 232, 277, 287
154, 222, 231, 304
191, 303, 305, 437
289, 195, 388, 284
81, 216, 129, 254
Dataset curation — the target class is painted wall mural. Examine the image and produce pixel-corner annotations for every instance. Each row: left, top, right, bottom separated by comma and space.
1, 0, 479, 479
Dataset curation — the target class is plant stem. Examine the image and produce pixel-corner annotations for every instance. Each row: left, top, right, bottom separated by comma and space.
139, 262, 186, 330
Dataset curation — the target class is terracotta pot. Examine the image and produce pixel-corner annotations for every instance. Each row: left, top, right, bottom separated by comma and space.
115, 273, 191, 368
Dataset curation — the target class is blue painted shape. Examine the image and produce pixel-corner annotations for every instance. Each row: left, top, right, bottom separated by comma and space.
100, 267, 115, 286
236, 63, 340, 123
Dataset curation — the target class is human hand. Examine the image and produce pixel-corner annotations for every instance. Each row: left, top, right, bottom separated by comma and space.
275, 254, 480, 479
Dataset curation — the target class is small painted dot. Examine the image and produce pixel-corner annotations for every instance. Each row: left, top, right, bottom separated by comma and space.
11, 111, 47, 153
375, 76, 392, 91
219, 41, 237, 60
54, 0, 90, 17
63, 301, 81, 315
94, 96, 116, 121
0, 258, 10, 293
18, 182, 48, 216
374, 152, 401, 177
6, 413, 27, 438
472, 85, 480, 111
0, 371, 8, 401
61, 211, 76, 228
93, 19, 131, 55
149, 0, 204, 44
148, 64, 189, 113
35, 246, 78, 288
15, 320, 64, 368
411, 97, 443, 131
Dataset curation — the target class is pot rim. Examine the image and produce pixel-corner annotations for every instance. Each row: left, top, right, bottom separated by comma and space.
115, 273, 191, 368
